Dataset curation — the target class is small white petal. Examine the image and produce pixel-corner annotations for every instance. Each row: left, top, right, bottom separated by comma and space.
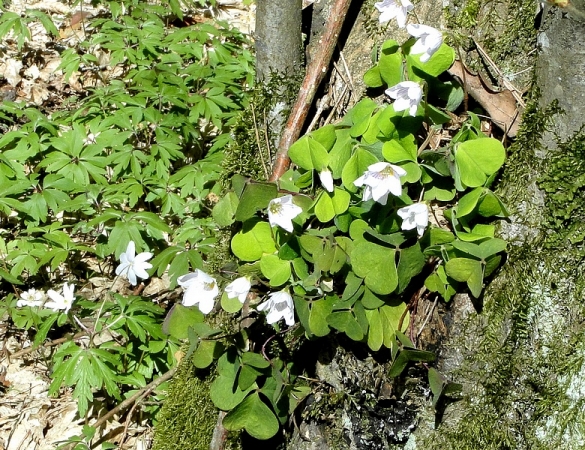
267, 195, 303, 233
257, 291, 295, 326
354, 162, 406, 205
397, 203, 429, 236
319, 170, 334, 192
225, 277, 252, 303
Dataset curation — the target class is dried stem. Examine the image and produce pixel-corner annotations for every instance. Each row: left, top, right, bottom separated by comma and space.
269, 0, 353, 181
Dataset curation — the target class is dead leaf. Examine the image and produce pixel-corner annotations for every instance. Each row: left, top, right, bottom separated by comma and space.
448, 60, 522, 138
0, 58, 23, 87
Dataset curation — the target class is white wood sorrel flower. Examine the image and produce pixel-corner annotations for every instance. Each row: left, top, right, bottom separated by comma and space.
319, 169, 334, 192
353, 162, 407, 205
46, 283, 75, 313
257, 291, 295, 326
407, 24, 443, 62
17, 288, 46, 307
374, 0, 413, 27
385, 81, 423, 117
267, 194, 303, 233
225, 276, 252, 303
178, 269, 219, 314
397, 202, 429, 236
116, 241, 153, 286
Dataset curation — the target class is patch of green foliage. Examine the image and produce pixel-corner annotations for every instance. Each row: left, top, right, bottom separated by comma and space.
0, 0, 254, 437
172, 34, 510, 442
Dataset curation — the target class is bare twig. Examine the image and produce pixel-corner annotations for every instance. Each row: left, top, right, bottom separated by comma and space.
209, 411, 229, 450
6, 331, 87, 360
269, 0, 353, 181
91, 367, 177, 433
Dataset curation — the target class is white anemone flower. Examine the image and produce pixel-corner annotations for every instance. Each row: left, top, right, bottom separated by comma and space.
267, 195, 303, 233
353, 162, 407, 205
225, 276, 252, 303
17, 288, 46, 307
45, 283, 75, 313
385, 81, 423, 117
407, 24, 443, 63
178, 269, 219, 314
374, 0, 413, 27
257, 291, 295, 326
115, 241, 153, 286
397, 203, 429, 236
319, 169, 334, 193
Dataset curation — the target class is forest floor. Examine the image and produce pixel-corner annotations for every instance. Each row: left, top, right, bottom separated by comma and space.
0, 1, 253, 449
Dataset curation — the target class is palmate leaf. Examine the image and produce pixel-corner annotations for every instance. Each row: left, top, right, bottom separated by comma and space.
50, 342, 121, 416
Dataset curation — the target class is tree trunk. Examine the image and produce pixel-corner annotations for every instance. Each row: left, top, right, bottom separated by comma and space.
255, 0, 302, 82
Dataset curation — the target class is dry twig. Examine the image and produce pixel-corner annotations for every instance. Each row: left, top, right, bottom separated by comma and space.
269, 0, 353, 181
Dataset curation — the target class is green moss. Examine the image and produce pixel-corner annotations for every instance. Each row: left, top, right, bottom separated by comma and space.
445, 0, 536, 88
152, 357, 239, 450
411, 94, 585, 449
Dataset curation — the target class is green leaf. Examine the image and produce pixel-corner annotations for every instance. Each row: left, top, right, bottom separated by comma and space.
383, 140, 416, 163
162, 304, 204, 340
231, 220, 277, 261
389, 348, 436, 378
260, 254, 292, 286
478, 190, 509, 218
311, 124, 337, 151
351, 240, 398, 295
406, 42, 455, 78
329, 129, 354, 178
222, 392, 280, 440
210, 374, 254, 411
288, 135, 330, 171
365, 308, 384, 351
221, 291, 244, 313
445, 258, 483, 297
364, 66, 383, 88
341, 148, 379, 192
454, 138, 506, 188
327, 311, 364, 341
378, 40, 403, 87
380, 303, 408, 347
309, 296, 335, 337
457, 187, 483, 217
397, 243, 426, 293
193, 340, 224, 369
242, 352, 270, 369
213, 191, 239, 226
314, 188, 351, 222
235, 182, 279, 222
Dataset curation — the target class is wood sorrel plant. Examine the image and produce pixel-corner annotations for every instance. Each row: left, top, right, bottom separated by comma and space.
164, 14, 510, 441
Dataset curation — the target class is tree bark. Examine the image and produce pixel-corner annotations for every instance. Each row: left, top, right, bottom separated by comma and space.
255, 0, 302, 83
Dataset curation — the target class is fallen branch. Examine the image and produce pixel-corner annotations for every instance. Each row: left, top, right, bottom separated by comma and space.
269, 0, 353, 181
91, 366, 177, 432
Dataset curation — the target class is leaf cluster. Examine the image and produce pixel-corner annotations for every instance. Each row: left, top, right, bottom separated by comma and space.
194, 36, 511, 439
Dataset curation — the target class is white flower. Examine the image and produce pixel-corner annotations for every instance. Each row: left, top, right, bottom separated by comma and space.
45, 283, 75, 313
225, 276, 252, 303
115, 241, 153, 286
178, 269, 219, 314
385, 81, 423, 117
353, 162, 407, 205
374, 0, 413, 27
319, 169, 334, 192
17, 288, 46, 307
267, 195, 303, 233
397, 203, 429, 236
407, 24, 443, 63
257, 291, 295, 326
